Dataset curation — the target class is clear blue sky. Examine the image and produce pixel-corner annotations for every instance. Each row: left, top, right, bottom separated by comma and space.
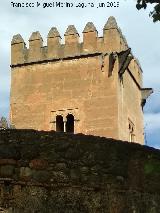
0, 0, 160, 148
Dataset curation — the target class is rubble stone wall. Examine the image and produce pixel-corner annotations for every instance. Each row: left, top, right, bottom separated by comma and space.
0, 129, 160, 212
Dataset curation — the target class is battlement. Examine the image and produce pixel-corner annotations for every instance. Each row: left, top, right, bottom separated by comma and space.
10, 16, 153, 144
11, 16, 129, 66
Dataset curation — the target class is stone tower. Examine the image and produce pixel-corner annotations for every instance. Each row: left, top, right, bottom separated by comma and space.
10, 17, 152, 144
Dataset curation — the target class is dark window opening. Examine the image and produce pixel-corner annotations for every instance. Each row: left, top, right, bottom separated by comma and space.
129, 120, 135, 142
56, 115, 64, 132
66, 114, 74, 133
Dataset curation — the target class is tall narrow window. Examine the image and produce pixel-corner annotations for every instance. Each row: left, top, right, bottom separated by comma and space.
56, 115, 64, 132
129, 120, 135, 142
66, 114, 74, 133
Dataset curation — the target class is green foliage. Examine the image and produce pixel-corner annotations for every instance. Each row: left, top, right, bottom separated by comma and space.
136, 0, 160, 22
144, 160, 160, 175
0, 116, 8, 129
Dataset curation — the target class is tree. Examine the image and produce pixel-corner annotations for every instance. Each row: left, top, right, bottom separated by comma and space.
0, 116, 8, 129
136, 0, 160, 22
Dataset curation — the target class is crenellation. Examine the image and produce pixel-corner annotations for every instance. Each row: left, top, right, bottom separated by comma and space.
47, 27, 61, 58
11, 34, 25, 45
11, 34, 26, 65
28, 31, 43, 62
104, 16, 118, 30
64, 25, 79, 35
64, 25, 80, 56
10, 20, 137, 70
10, 16, 153, 144
103, 17, 121, 52
64, 25, 79, 44
83, 22, 97, 33
11, 17, 131, 66
83, 22, 97, 53
48, 27, 61, 38
29, 31, 43, 41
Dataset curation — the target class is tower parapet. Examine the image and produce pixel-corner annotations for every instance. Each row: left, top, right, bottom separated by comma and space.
83, 22, 97, 53
64, 25, 80, 56
47, 27, 61, 58
28, 31, 43, 62
11, 34, 26, 65
103, 16, 128, 52
10, 16, 153, 144
11, 16, 130, 66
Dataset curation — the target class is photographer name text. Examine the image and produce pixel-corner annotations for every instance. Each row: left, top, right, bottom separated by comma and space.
11, 1, 120, 9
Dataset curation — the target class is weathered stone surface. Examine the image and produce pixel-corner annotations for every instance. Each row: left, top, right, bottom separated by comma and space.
0, 145, 20, 159
103, 16, 118, 30
0, 159, 17, 165
11, 34, 24, 45
29, 31, 42, 41
32, 170, 50, 182
83, 22, 97, 33
64, 25, 79, 36
0, 165, 15, 177
29, 159, 48, 170
10, 17, 152, 147
54, 163, 67, 171
48, 27, 61, 38
20, 167, 32, 180
0, 130, 159, 212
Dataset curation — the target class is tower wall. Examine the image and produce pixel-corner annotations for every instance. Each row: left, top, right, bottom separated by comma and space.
10, 17, 147, 144
117, 61, 144, 143
10, 55, 119, 139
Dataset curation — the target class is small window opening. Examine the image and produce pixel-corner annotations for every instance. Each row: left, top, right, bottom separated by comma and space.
56, 115, 64, 132
66, 114, 74, 133
129, 121, 135, 142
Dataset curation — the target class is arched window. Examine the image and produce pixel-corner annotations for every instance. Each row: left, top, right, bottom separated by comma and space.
56, 115, 64, 132
66, 114, 74, 133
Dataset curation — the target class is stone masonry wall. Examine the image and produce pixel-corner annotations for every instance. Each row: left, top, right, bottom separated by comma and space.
0, 129, 160, 212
